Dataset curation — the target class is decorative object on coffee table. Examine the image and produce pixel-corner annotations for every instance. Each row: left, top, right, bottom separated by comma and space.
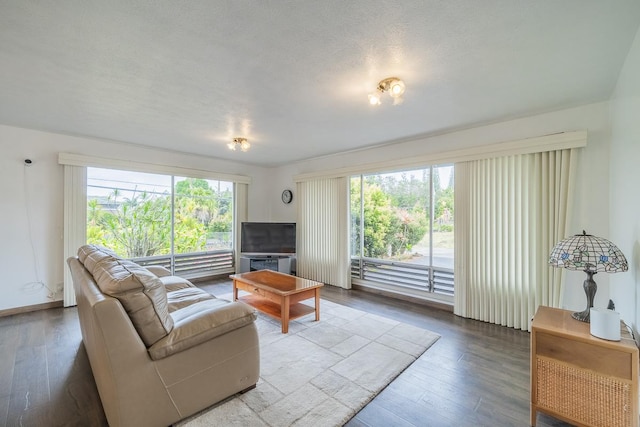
548, 230, 628, 322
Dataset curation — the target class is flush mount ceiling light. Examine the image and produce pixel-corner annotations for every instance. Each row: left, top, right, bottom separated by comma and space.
227, 137, 250, 152
368, 77, 406, 106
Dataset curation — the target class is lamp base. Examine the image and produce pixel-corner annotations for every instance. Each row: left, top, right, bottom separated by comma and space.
572, 270, 597, 323
571, 309, 590, 322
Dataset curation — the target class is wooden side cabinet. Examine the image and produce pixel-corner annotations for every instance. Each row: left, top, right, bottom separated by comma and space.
531, 306, 639, 427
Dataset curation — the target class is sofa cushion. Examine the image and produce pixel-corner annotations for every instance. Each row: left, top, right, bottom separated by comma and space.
167, 287, 216, 312
160, 275, 196, 292
77, 245, 174, 346
145, 265, 172, 278
148, 299, 257, 360
77, 244, 119, 272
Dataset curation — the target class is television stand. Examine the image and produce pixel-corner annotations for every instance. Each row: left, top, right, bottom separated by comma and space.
239, 255, 293, 275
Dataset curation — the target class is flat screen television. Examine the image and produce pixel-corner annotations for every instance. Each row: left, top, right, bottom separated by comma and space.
240, 222, 296, 255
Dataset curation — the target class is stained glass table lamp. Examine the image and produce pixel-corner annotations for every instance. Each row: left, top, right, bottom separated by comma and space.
549, 230, 628, 322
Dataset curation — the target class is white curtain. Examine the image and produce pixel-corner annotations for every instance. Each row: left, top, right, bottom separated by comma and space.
234, 182, 248, 273
296, 178, 350, 288
454, 149, 575, 330
63, 165, 87, 307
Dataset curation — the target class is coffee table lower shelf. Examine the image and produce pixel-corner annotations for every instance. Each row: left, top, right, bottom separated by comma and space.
238, 294, 316, 331
231, 270, 323, 333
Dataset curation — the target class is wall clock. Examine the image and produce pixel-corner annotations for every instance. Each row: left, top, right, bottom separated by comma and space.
281, 189, 293, 204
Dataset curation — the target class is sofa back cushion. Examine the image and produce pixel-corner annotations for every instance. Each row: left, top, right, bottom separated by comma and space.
77, 245, 174, 346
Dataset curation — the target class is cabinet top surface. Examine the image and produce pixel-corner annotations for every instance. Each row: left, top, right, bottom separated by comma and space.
532, 306, 637, 351
230, 269, 324, 295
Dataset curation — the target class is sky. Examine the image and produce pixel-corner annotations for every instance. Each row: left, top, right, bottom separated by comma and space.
373, 164, 453, 190
87, 167, 234, 199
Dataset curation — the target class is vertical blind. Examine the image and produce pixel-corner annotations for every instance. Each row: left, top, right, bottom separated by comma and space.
233, 183, 248, 273
63, 165, 87, 307
296, 178, 350, 288
454, 149, 575, 330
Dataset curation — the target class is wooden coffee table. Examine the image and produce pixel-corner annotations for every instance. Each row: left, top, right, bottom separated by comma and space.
230, 270, 324, 333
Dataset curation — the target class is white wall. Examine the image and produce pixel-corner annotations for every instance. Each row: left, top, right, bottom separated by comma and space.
269, 166, 298, 222
0, 124, 270, 311
0, 99, 618, 313
271, 102, 613, 311
609, 26, 640, 331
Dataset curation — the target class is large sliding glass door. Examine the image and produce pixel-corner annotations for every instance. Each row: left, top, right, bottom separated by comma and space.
87, 168, 235, 278
350, 164, 454, 298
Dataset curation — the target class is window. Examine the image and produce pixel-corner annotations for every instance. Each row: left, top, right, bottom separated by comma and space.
87, 168, 234, 278
350, 165, 454, 297
173, 176, 234, 252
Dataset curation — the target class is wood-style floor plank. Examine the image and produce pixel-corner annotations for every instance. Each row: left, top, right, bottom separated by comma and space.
0, 315, 19, 427
0, 278, 572, 427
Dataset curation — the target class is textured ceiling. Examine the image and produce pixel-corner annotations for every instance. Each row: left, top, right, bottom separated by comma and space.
1, 1, 639, 167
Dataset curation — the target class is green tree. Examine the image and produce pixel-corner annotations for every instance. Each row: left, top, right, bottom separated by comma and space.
388, 207, 429, 256
98, 190, 172, 258
87, 198, 108, 247
173, 212, 206, 253
352, 172, 433, 259
209, 188, 233, 234
175, 178, 218, 230
362, 184, 393, 258
87, 178, 234, 258
434, 169, 454, 233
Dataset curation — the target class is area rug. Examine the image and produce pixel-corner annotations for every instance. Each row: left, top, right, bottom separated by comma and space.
180, 298, 440, 427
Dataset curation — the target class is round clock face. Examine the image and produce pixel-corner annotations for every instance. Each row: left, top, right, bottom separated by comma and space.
281, 189, 293, 204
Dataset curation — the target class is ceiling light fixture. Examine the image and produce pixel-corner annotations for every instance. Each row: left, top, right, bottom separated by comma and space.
227, 137, 250, 152
369, 77, 406, 106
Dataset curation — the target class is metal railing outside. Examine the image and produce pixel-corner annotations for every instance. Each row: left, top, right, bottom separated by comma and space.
132, 250, 234, 280
350, 257, 454, 296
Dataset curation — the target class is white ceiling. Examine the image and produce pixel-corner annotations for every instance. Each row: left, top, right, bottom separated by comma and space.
1, 1, 639, 167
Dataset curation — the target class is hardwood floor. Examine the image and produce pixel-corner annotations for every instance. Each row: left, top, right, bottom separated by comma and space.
0, 302, 106, 426
0, 279, 570, 427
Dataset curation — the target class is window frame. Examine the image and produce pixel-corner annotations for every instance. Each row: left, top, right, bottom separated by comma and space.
61, 153, 250, 306
86, 167, 236, 278
349, 164, 454, 303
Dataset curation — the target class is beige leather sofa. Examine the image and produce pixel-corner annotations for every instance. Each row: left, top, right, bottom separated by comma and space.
67, 244, 260, 427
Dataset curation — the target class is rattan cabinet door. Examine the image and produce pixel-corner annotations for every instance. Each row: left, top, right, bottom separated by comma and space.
530, 306, 639, 427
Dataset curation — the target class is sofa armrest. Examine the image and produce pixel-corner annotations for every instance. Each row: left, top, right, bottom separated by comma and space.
148, 299, 257, 360
146, 265, 172, 277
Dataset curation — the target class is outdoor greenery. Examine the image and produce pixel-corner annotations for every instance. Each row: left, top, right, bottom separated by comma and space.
88, 178, 232, 258
351, 168, 454, 259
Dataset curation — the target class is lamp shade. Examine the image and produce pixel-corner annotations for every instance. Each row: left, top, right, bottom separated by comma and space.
549, 231, 628, 273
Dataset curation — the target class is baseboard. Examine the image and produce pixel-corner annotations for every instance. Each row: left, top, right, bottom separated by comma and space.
0, 300, 64, 318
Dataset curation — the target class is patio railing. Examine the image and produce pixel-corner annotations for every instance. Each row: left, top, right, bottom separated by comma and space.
131, 250, 234, 280
350, 257, 454, 296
